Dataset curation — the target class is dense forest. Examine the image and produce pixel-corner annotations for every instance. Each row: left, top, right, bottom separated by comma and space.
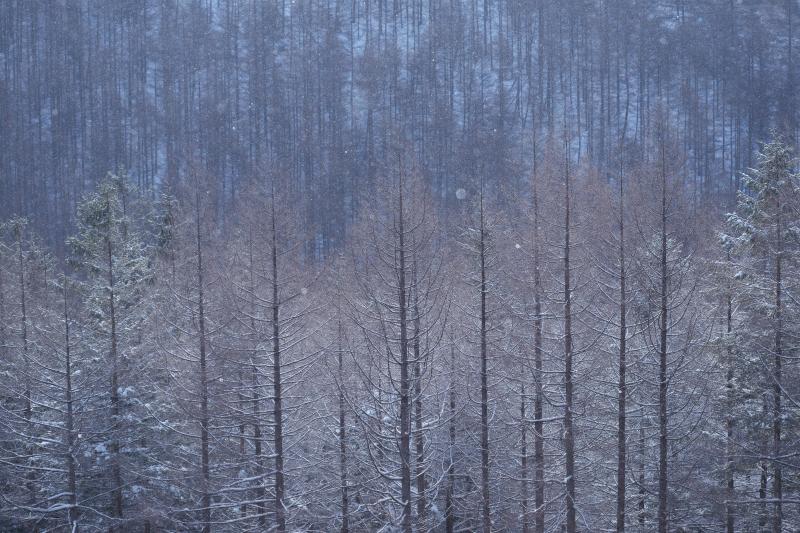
1, 0, 799, 531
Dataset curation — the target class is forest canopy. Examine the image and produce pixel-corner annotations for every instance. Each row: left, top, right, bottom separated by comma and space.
1, 1, 799, 532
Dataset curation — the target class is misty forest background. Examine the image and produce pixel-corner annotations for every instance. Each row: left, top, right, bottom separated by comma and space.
1, 1, 800, 531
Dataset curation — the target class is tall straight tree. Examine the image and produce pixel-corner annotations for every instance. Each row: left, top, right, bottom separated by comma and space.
350, 171, 414, 531
530, 163, 547, 533
336, 317, 350, 533
192, 181, 212, 533
407, 233, 445, 531
709, 244, 738, 533
324, 260, 375, 532
657, 141, 670, 533
3, 218, 35, 506
151, 169, 220, 531
588, 160, 632, 533
348, 159, 443, 532
478, 185, 492, 533
615, 166, 629, 533
562, 140, 577, 533
56, 272, 80, 530
725, 138, 800, 533
456, 181, 495, 532
231, 178, 321, 530
455, 177, 505, 532
444, 335, 460, 533
628, 129, 708, 532
0, 219, 68, 527
68, 173, 151, 529
509, 162, 550, 533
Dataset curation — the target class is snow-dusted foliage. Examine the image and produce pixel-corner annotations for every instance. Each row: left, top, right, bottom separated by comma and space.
2, 2, 800, 532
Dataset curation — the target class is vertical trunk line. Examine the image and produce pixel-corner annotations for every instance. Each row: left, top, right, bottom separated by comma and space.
563, 140, 577, 533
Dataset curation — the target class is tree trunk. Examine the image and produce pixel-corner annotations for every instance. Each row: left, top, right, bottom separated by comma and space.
338, 322, 350, 533
105, 220, 124, 525
397, 183, 413, 533
532, 172, 545, 533
759, 459, 768, 531
248, 228, 266, 527
252, 364, 265, 526
445, 343, 457, 533
237, 371, 248, 520
62, 275, 79, 528
639, 419, 646, 527
521, 383, 529, 533
16, 228, 35, 506
616, 176, 627, 533
725, 263, 735, 533
412, 271, 427, 527
271, 200, 286, 533
195, 193, 211, 533
563, 145, 577, 533
657, 163, 669, 533
479, 191, 492, 533
772, 205, 783, 533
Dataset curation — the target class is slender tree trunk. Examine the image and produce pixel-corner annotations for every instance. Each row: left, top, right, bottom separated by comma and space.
16, 229, 35, 506
397, 184, 413, 533
63, 275, 78, 528
271, 201, 286, 533
237, 371, 248, 520
639, 419, 646, 528
616, 176, 627, 533
195, 195, 211, 533
563, 146, 577, 533
725, 261, 735, 533
413, 361, 426, 522
479, 191, 492, 533
521, 383, 529, 533
106, 222, 124, 526
0, 252, 6, 364
338, 322, 350, 533
759, 459, 768, 531
412, 271, 427, 527
657, 166, 669, 533
248, 228, 266, 527
445, 343, 457, 533
16, 231, 30, 431
252, 364, 265, 525
532, 175, 545, 533
772, 208, 783, 533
